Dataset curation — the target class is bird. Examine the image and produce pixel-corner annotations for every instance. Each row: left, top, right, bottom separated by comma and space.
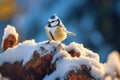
45, 14, 75, 42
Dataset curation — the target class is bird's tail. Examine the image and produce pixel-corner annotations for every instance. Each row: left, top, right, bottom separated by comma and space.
67, 31, 76, 36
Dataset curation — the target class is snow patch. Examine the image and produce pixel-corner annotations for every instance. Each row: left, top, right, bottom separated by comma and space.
35, 40, 62, 57
0, 39, 36, 65
104, 51, 120, 78
65, 42, 99, 61
0, 40, 116, 80
1, 25, 19, 47
43, 42, 104, 80
44, 55, 103, 80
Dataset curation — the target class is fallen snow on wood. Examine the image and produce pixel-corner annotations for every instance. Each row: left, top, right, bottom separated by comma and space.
1, 25, 19, 48
0, 39, 36, 65
0, 40, 119, 80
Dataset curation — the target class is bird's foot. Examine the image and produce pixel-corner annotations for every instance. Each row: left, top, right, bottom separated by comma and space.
46, 40, 51, 44
58, 43, 64, 50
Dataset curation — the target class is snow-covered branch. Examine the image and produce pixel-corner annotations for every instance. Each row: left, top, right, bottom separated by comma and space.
0, 25, 119, 80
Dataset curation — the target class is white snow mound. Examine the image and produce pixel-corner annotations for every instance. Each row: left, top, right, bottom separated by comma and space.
0, 40, 119, 80
1, 25, 19, 47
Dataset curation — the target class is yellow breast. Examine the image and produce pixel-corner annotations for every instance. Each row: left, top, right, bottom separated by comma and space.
54, 25, 67, 41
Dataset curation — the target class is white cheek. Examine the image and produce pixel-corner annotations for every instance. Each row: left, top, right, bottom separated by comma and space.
47, 27, 57, 35
51, 21, 59, 26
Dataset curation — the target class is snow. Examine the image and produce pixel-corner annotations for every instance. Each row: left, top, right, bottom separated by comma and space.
35, 40, 62, 57
44, 55, 104, 80
104, 76, 113, 80
0, 73, 9, 80
45, 56, 104, 80
1, 25, 19, 48
44, 57, 91, 80
0, 39, 36, 65
104, 51, 120, 78
43, 42, 104, 80
0, 37, 119, 79
65, 42, 99, 61
0, 40, 61, 65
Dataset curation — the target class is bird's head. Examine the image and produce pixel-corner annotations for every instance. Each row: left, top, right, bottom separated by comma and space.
47, 14, 61, 27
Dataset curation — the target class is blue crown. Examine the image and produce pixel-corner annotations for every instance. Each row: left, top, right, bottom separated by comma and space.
50, 15, 55, 19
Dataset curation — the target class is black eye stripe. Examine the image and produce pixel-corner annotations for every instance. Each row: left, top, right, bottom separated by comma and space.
48, 24, 52, 27
51, 21, 54, 23
47, 19, 60, 27
57, 19, 60, 25
48, 21, 54, 24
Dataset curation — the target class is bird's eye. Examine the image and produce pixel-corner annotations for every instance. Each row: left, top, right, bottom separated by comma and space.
51, 21, 54, 23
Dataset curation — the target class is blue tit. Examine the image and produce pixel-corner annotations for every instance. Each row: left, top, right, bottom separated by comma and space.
45, 14, 75, 42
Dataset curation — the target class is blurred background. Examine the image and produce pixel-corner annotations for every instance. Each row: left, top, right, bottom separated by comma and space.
0, 0, 120, 63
